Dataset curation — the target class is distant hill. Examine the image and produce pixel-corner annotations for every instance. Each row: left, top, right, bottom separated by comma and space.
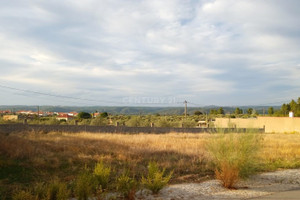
0, 105, 281, 115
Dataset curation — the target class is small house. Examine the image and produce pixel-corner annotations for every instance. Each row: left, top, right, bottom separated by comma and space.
56, 114, 74, 121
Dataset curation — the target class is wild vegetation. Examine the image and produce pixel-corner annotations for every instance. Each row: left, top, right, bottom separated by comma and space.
274, 97, 300, 117
207, 133, 263, 188
0, 131, 300, 199
1, 97, 300, 127
0, 114, 203, 128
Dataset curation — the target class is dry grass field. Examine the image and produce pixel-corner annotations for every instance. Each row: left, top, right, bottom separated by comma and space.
0, 131, 300, 198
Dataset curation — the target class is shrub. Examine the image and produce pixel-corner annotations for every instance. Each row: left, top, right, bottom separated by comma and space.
141, 162, 173, 194
194, 111, 203, 115
182, 120, 197, 128
32, 182, 47, 200
100, 112, 108, 118
93, 161, 111, 189
78, 119, 92, 125
207, 133, 262, 188
75, 171, 98, 200
47, 117, 60, 125
46, 179, 70, 200
215, 162, 239, 189
90, 117, 108, 126
77, 112, 92, 119
126, 116, 142, 127
12, 190, 35, 200
116, 172, 137, 199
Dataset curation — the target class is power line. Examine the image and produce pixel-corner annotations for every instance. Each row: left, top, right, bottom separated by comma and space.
1, 87, 96, 106
184, 100, 187, 119
0, 84, 294, 107
0, 84, 181, 106
0, 84, 123, 105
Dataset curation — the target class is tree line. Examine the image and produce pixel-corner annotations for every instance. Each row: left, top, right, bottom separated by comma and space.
207, 97, 300, 117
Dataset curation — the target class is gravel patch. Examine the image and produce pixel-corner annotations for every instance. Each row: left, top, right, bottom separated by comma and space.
135, 169, 300, 200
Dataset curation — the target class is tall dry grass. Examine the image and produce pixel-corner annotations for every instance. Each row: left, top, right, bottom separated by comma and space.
1, 131, 300, 198
207, 133, 263, 188
1, 132, 300, 175
260, 133, 300, 169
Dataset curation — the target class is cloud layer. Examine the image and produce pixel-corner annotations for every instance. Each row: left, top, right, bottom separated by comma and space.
0, 0, 300, 106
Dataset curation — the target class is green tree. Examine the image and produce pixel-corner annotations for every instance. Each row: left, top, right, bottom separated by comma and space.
281, 104, 290, 116
100, 112, 108, 118
268, 107, 274, 115
217, 107, 224, 115
234, 108, 242, 115
194, 111, 203, 116
210, 109, 217, 115
78, 112, 92, 119
289, 100, 297, 112
247, 108, 253, 115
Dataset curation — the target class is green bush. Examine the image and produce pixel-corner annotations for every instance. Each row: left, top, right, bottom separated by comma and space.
78, 119, 92, 125
156, 118, 172, 127
46, 117, 60, 125
182, 120, 197, 128
93, 161, 111, 189
46, 179, 70, 200
116, 172, 137, 199
126, 116, 143, 127
207, 133, 262, 188
75, 171, 98, 200
77, 112, 92, 119
141, 162, 173, 194
100, 112, 108, 118
0, 116, 5, 124
32, 182, 47, 200
90, 117, 108, 126
12, 190, 35, 200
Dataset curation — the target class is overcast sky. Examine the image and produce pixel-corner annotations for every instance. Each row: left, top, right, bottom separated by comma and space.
0, 0, 300, 107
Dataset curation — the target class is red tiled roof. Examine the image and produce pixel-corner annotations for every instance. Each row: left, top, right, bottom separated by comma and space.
57, 114, 73, 118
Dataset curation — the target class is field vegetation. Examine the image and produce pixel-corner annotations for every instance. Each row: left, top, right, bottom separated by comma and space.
0, 131, 300, 199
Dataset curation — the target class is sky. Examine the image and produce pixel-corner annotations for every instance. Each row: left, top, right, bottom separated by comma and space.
0, 0, 300, 107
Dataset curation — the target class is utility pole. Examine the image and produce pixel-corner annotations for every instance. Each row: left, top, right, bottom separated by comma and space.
206, 111, 208, 128
37, 106, 40, 124
184, 100, 187, 120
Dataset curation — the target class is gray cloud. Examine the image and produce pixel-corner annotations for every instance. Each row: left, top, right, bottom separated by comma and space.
0, 0, 300, 106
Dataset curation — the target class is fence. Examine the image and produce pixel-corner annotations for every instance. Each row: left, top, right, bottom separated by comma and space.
0, 124, 265, 134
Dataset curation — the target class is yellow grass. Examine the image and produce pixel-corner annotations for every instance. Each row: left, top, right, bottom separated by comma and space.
261, 133, 300, 169
2, 132, 300, 172
23, 132, 213, 181
1, 131, 300, 198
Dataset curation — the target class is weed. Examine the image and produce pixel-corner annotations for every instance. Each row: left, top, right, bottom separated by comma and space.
94, 161, 111, 189
12, 190, 35, 200
46, 179, 70, 200
215, 162, 239, 189
141, 162, 173, 194
116, 171, 137, 199
75, 170, 98, 200
1, 132, 300, 199
207, 133, 262, 188
32, 182, 47, 199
